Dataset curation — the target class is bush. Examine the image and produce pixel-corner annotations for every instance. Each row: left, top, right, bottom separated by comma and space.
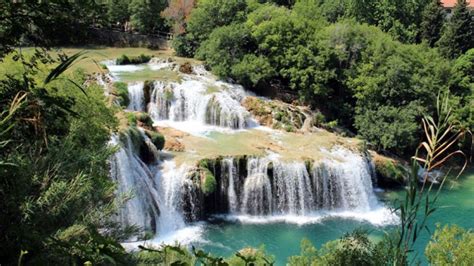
136, 112, 153, 128
201, 168, 216, 195
126, 112, 137, 126
145, 130, 165, 150
114, 81, 129, 107
116, 54, 152, 65
425, 224, 474, 265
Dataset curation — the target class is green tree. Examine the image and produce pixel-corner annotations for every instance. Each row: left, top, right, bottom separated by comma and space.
425, 224, 474, 265
129, 0, 167, 33
351, 43, 450, 153
173, 0, 249, 56
196, 23, 254, 78
437, 0, 474, 58
420, 0, 446, 47
107, 0, 131, 26
449, 48, 474, 132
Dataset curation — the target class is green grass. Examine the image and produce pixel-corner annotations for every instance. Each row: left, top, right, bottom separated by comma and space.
115, 68, 182, 83
0, 46, 201, 77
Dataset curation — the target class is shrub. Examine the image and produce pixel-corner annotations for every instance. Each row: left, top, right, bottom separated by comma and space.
126, 112, 137, 126
116, 54, 152, 65
426, 224, 474, 265
114, 82, 129, 107
145, 130, 165, 150
201, 168, 216, 195
136, 112, 153, 128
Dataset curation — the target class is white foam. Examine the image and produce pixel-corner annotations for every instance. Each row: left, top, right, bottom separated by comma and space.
149, 62, 172, 71
122, 223, 205, 251
107, 64, 146, 73
213, 206, 398, 227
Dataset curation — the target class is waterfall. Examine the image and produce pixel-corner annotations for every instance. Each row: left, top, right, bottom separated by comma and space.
241, 157, 273, 215
109, 135, 160, 235
216, 148, 378, 217
147, 79, 252, 129
155, 161, 192, 235
110, 131, 195, 239
222, 158, 238, 213
127, 82, 145, 111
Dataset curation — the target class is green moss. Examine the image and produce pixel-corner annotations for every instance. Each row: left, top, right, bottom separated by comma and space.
205, 85, 221, 94
198, 159, 210, 169
164, 89, 174, 101
114, 81, 129, 107
119, 126, 142, 152
145, 130, 165, 150
285, 124, 295, 132
201, 169, 217, 195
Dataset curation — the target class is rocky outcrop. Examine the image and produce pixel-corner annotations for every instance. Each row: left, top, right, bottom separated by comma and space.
156, 126, 187, 152
370, 151, 408, 188
242, 96, 321, 133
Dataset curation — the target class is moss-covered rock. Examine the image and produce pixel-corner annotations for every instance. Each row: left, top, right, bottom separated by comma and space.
136, 112, 153, 128
371, 152, 408, 188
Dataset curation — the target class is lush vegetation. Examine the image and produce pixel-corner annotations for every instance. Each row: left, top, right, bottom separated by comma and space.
1, 0, 473, 265
173, 0, 473, 156
0, 52, 130, 264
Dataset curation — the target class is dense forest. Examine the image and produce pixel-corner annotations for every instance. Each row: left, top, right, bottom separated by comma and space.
0, 0, 473, 265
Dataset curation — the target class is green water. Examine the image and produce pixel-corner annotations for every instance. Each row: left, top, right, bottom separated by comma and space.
194, 171, 474, 265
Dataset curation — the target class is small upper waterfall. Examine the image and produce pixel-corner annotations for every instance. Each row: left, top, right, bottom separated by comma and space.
146, 79, 253, 129
127, 82, 145, 111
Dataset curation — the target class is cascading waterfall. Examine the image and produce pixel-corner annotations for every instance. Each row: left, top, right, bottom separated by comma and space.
109, 135, 161, 235
213, 148, 378, 217
127, 82, 145, 111
106, 60, 394, 247
146, 79, 252, 129
155, 161, 194, 235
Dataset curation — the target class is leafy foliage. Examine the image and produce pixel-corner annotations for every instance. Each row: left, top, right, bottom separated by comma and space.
437, 0, 474, 58
425, 224, 474, 265
0, 52, 130, 265
420, 0, 446, 47
129, 0, 168, 33
116, 54, 152, 65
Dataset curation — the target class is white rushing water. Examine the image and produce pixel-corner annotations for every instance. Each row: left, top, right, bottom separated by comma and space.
127, 82, 145, 111
147, 79, 253, 130
223, 148, 380, 217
